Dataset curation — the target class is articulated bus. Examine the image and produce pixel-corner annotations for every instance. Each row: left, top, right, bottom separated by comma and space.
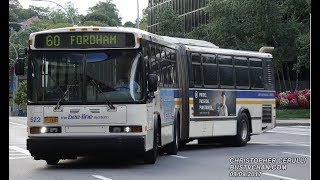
15, 27, 275, 165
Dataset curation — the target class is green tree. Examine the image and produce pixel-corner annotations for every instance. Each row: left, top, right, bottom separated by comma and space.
9, 0, 22, 32
123, 21, 136, 27
139, 8, 148, 31
189, 0, 310, 91
16, 8, 38, 21
14, 81, 27, 114
203, 0, 283, 50
82, 21, 108, 26
82, 0, 121, 26
157, 6, 184, 37
64, 2, 82, 25
29, 6, 51, 19
282, 0, 310, 89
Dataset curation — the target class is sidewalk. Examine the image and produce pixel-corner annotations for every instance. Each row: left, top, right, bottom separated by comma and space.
276, 118, 310, 126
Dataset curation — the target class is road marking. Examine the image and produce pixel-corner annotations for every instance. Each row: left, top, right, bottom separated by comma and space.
268, 126, 310, 136
262, 172, 298, 180
9, 146, 30, 155
284, 142, 310, 147
282, 152, 311, 157
10, 153, 27, 155
170, 155, 188, 159
9, 122, 27, 127
268, 131, 309, 136
292, 126, 311, 128
9, 146, 31, 160
276, 126, 310, 128
9, 143, 26, 145
92, 175, 112, 180
250, 142, 281, 146
250, 142, 310, 147
9, 156, 31, 160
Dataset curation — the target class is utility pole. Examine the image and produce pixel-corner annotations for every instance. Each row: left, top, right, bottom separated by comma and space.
137, 0, 140, 29
9, 42, 18, 114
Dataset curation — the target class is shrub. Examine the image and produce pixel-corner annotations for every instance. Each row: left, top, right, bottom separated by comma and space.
276, 89, 310, 109
14, 81, 27, 115
279, 98, 289, 108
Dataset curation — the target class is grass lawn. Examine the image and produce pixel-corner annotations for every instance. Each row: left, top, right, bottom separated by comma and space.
276, 109, 310, 119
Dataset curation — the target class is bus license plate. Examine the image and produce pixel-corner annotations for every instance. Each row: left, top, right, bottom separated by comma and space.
44, 117, 58, 124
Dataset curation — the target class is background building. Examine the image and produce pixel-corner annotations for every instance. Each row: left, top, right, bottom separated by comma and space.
148, 0, 209, 34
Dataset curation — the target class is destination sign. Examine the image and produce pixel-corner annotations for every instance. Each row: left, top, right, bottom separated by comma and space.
34, 32, 136, 49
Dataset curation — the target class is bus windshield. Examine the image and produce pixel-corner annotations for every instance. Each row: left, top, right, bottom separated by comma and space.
28, 50, 144, 104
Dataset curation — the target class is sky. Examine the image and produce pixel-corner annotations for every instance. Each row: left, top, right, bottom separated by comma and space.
18, 0, 148, 24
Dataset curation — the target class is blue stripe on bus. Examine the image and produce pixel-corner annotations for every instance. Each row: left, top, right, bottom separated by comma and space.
173, 90, 274, 99
172, 90, 193, 98
236, 91, 275, 99
189, 90, 193, 97
174, 90, 180, 98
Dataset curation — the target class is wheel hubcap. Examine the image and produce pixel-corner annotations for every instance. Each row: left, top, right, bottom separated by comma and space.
175, 129, 179, 147
241, 120, 248, 140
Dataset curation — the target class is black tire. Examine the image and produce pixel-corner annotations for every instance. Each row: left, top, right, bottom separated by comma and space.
45, 158, 59, 165
144, 120, 160, 164
166, 118, 179, 155
228, 113, 250, 147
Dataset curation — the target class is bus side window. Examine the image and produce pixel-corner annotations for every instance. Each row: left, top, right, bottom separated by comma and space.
161, 47, 177, 87
142, 40, 150, 76
235, 57, 249, 88
170, 51, 178, 87
191, 53, 202, 87
218, 55, 234, 87
202, 54, 218, 87
249, 58, 264, 89
150, 44, 161, 87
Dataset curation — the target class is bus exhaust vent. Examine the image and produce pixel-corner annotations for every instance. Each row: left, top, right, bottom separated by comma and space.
262, 105, 272, 123
267, 65, 273, 85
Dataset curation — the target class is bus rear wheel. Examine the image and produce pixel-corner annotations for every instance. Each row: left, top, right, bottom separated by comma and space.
228, 113, 250, 147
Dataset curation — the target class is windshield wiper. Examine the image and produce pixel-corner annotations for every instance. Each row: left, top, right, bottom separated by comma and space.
53, 85, 72, 110
90, 79, 115, 109
54, 79, 78, 110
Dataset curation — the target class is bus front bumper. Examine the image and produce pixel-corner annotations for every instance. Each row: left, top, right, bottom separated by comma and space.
27, 136, 145, 159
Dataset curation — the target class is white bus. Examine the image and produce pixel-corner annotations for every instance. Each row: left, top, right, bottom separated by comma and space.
15, 26, 275, 165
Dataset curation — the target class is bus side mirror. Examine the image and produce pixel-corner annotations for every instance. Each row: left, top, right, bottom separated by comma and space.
14, 58, 25, 76
148, 74, 158, 92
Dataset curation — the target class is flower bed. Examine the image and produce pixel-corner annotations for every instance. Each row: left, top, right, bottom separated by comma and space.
276, 89, 310, 109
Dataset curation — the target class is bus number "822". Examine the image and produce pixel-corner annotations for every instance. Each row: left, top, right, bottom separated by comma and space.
30, 117, 41, 122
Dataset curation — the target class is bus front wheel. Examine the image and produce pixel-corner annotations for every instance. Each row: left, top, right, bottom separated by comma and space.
45, 158, 59, 165
166, 118, 179, 155
144, 120, 160, 164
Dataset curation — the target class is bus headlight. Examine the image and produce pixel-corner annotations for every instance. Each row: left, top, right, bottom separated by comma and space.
124, 126, 131, 133
30, 127, 61, 134
40, 127, 47, 133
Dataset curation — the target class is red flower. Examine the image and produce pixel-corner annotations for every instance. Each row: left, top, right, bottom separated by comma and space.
288, 99, 299, 108
298, 94, 309, 108
287, 93, 297, 101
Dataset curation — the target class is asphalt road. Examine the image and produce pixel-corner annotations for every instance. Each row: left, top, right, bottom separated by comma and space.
10, 117, 310, 180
